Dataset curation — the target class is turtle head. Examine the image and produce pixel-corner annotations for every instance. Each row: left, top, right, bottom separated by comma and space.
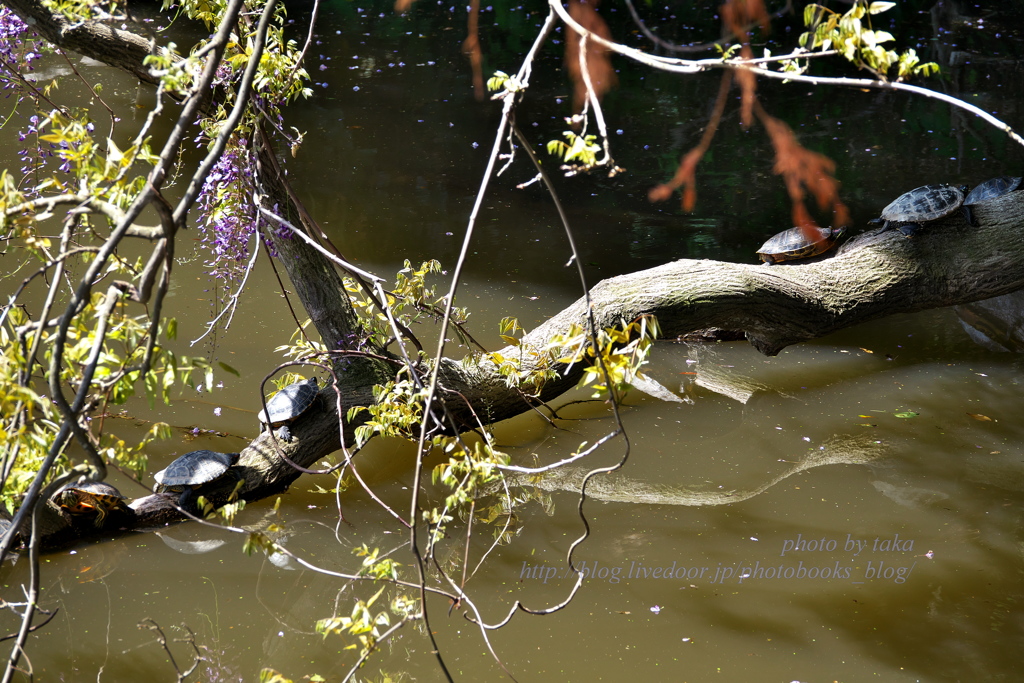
56, 488, 78, 508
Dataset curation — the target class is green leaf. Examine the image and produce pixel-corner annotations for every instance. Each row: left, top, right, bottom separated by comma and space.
218, 361, 241, 377
893, 411, 919, 419
802, 4, 819, 26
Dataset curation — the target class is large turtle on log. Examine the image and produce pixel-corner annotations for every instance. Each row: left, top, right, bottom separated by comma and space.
258, 377, 319, 442
962, 176, 1022, 226
154, 450, 240, 510
756, 226, 845, 265
869, 183, 969, 237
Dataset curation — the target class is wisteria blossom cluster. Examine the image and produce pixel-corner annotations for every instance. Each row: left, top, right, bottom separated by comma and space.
195, 138, 259, 283
0, 7, 40, 91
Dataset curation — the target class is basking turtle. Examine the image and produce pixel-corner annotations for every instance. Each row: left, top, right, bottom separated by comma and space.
756, 226, 846, 265
154, 450, 240, 509
869, 183, 968, 236
962, 176, 1022, 226
258, 377, 319, 442
53, 481, 132, 527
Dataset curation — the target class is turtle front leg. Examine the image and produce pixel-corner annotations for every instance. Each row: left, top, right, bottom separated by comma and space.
177, 486, 195, 513
276, 424, 294, 442
897, 222, 922, 237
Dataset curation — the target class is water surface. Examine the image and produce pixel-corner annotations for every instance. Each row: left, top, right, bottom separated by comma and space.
4, 2, 1024, 681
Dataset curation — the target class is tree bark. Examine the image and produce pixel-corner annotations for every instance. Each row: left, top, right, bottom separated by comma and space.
3, 0, 170, 86
434, 191, 1024, 423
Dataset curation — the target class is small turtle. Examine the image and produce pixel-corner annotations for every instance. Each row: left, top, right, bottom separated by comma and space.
756, 226, 846, 265
53, 481, 132, 527
154, 450, 240, 509
962, 176, 1022, 226
258, 377, 319, 442
869, 183, 969, 237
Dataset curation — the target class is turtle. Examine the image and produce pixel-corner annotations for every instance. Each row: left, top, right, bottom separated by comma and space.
52, 481, 132, 527
258, 377, 319, 442
962, 176, 1022, 226
756, 226, 846, 265
154, 450, 240, 509
868, 183, 969, 237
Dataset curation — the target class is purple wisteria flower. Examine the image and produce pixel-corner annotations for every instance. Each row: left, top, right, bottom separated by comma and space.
196, 139, 258, 283
0, 7, 40, 90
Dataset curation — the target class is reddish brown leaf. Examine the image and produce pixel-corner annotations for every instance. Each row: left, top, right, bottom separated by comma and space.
967, 413, 994, 422
648, 72, 732, 211
721, 0, 770, 41
682, 184, 697, 212
647, 184, 674, 202
720, 0, 768, 128
756, 104, 849, 230
462, 0, 484, 101
565, 0, 617, 114
736, 47, 757, 128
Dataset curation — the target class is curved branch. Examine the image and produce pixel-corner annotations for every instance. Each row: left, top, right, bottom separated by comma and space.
546, 0, 1024, 148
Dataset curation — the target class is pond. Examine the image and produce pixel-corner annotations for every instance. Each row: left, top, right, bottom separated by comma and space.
3, 1, 1024, 681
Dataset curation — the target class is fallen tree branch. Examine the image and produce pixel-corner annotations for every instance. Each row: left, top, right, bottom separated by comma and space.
19, 190, 1024, 549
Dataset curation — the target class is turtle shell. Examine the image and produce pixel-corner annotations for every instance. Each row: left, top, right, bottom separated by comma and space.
258, 377, 319, 427
757, 226, 845, 265
154, 450, 238, 489
964, 176, 1022, 205
53, 481, 131, 527
54, 481, 127, 512
877, 184, 965, 223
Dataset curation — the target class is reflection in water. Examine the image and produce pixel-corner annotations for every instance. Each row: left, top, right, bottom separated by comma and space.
506, 433, 884, 506
870, 480, 950, 508
956, 290, 1024, 352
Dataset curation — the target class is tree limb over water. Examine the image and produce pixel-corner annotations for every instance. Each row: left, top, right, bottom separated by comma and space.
21, 188, 1024, 549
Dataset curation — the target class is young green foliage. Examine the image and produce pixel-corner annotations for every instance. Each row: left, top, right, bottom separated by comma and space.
344, 259, 471, 354
547, 131, 601, 168
548, 316, 661, 402
799, 1, 939, 82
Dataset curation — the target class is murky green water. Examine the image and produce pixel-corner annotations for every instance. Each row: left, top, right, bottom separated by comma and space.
4, 1, 1024, 681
